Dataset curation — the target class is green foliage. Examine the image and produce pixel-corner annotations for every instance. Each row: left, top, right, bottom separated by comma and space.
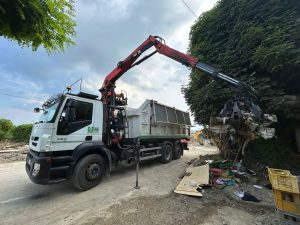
12, 124, 33, 142
0, 119, 32, 142
244, 138, 300, 174
183, 0, 300, 144
0, 0, 76, 53
0, 119, 15, 141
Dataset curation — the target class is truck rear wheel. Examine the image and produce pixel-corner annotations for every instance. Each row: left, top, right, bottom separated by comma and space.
72, 154, 105, 191
160, 142, 173, 163
173, 141, 183, 160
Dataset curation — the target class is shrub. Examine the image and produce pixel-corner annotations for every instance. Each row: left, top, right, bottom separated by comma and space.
12, 124, 33, 142
0, 119, 14, 141
244, 138, 300, 174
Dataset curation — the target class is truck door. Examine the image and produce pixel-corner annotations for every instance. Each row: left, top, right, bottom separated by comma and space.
51, 98, 95, 151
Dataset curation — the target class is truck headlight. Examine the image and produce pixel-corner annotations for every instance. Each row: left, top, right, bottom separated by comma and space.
32, 163, 40, 177
34, 163, 40, 171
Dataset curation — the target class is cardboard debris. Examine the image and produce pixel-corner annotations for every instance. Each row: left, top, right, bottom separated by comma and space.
174, 164, 209, 196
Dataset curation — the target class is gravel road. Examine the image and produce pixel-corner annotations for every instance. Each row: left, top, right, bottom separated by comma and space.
0, 143, 278, 225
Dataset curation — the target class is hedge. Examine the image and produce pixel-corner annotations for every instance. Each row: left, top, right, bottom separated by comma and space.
0, 119, 32, 142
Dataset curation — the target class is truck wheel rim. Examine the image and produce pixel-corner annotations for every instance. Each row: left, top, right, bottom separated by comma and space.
86, 163, 101, 181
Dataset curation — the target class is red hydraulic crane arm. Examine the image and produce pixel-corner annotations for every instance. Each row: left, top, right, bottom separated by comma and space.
100, 35, 254, 104
101, 36, 159, 85
154, 39, 198, 67
101, 36, 198, 87
100, 35, 198, 104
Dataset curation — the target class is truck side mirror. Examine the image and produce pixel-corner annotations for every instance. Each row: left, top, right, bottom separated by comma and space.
34, 108, 40, 113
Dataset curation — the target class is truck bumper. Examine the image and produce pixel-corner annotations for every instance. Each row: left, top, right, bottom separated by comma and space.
26, 150, 71, 184
26, 150, 52, 184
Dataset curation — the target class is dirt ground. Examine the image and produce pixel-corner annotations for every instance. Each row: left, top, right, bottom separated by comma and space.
0, 141, 279, 225
79, 156, 278, 225
79, 142, 279, 225
82, 192, 277, 225
0, 141, 28, 163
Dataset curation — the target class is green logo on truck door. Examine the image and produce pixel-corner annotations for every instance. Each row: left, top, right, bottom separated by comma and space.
88, 126, 99, 134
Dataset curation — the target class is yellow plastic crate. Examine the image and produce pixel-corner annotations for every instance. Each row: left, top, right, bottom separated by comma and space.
268, 168, 300, 194
273, 189, 300, 215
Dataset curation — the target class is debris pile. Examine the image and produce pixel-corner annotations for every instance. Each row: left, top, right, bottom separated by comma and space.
210, 113, 277, 158
174, 156, 269, 203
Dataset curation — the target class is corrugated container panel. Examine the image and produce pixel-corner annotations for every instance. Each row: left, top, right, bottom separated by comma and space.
126, 99, 191, 139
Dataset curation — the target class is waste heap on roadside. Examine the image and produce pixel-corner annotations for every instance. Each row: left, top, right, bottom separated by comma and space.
207, 159, 256, 188
175, 157, 262, 202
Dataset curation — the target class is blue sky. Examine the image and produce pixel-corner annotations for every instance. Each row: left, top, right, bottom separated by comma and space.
0, 0, 217, 125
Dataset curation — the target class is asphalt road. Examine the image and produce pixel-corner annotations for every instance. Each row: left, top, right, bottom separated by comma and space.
0, 144, 218, 225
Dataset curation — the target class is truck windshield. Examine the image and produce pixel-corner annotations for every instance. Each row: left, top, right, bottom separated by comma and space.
38, 94, 62, 123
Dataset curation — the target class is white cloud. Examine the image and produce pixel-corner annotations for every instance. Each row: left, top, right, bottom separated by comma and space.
0, 0, 218, 125
0, 72, 49, 105
0, 107, 39, 125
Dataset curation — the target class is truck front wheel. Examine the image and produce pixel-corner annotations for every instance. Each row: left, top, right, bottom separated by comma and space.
160, 142, 173, 163
72, 154, 105, 191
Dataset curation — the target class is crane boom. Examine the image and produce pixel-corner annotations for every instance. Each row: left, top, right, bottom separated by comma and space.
100, 35, 256, 105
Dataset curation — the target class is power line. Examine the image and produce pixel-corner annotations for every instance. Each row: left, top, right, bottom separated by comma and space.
180, 0, 197, 18
0, 92, 44, 101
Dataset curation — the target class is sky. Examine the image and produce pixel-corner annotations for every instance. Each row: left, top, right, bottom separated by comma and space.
0, 0, 217, 125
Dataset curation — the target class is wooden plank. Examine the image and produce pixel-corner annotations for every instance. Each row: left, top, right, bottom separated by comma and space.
174, 164, 209, 197
186, 164, 209, 185
174, 189, 203, 197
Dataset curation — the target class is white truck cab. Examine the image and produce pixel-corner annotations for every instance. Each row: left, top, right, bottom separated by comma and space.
30, 93, 103, 153
26, 92, 108, 186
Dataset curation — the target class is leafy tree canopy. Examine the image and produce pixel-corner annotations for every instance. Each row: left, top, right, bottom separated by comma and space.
183, 0, 300, 133
0, 0, 76, 53
0, 118, 32, 142
0, 119, 14, 141
12, 124, 33, 142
